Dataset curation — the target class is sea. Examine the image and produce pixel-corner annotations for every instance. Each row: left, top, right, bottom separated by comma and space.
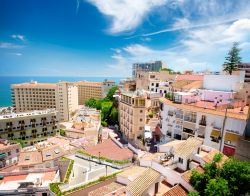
0, 76, 123, 107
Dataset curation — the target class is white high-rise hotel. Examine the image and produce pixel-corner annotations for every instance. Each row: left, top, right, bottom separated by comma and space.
11, 81, 78, 122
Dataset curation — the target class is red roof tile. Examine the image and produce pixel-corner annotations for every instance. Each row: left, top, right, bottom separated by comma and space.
0, 174, 27, 184
176, 75, 204, 81
163, 184, 188, 196
84, 139, 133, 161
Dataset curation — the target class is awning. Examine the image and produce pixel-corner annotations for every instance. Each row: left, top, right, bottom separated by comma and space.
0, 153, 6, 158
211, 130, 220, 138
225, 132, 240, 142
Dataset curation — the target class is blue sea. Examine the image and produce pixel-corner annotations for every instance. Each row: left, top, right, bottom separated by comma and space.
0, 76, 123, 107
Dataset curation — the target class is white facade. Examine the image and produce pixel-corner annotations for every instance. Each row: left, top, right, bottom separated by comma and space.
160, 100, 247, 155
56, 82, 78, 122
203, 74, 244, 92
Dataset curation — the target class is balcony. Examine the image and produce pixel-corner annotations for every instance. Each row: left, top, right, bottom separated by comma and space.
199, 120, 206, 126
183, 121, 196, 130
183, 128, 195, 135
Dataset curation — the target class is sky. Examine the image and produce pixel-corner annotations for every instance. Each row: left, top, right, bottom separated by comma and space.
0, 0, 250, 77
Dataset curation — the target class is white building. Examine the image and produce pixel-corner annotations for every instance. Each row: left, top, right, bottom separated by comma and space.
159, 96, 248, 156
56, 82, 78, 122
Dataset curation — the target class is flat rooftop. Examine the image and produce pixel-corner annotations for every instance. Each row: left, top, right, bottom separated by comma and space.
0, 171, 57, 190
0, 109, 57, 120
12, 82, 56, 88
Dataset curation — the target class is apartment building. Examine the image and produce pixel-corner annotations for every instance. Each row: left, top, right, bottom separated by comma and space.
136, 70, 176, 93
0, 139, 20, 170
238, 63, 250, 83
0, 109, 59, 146
11, 81, 79, 122
119, 90, 160, 141
11, 81, 57, 112
56, 82, 78, 122
159, 94, 248, 156
132, 61, 163, 78
119, 79, 136, 91
76, 80, 115, 105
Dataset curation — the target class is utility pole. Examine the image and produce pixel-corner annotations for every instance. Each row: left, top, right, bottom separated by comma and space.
219, 107, 228, 152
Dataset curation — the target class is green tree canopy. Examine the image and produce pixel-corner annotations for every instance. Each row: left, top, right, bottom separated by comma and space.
223, 42, 242, 75
84, 86, 119, 127
190, 153, 250, 196
106, 86, 118, 101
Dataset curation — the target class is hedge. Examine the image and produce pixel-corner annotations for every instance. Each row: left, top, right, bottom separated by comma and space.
64, 159, 74, 183
77, 150, 129, 165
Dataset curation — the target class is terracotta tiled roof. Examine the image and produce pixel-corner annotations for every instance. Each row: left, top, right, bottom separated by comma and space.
41, 145, 64, 162
117, 166, 147, 180
126, 168, 160, 196
175, 137, 203, 159
182, 80, 203, 90
163, 184, 188, 196
182, 166, 204, 183
176, 75, 204, 81
159, 98, 248, 120
83, 139, 133, 161
18, 151, 43, 166
171, 80, 193, 88
88, 182, 125, 196
202, 149, 228, 167
0, 174, 28, 184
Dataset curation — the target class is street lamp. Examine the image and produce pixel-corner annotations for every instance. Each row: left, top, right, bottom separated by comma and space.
89, 157, 91, 171
98, 151, 101, 163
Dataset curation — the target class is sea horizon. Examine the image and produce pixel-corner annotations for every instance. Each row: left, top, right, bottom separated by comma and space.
0, 75, 125, 107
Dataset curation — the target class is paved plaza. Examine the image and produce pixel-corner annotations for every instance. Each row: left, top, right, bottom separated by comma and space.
65, 154, 120, 189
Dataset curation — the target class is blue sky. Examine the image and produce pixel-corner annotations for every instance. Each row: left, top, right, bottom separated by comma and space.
0, 0, 250, 77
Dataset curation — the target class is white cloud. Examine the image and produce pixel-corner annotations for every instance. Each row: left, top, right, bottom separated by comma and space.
110, 18, 250, 73
11, 34, 26, 42
0, 42, 24, 49
15, 53, 22, 56
87, 0, 167, 34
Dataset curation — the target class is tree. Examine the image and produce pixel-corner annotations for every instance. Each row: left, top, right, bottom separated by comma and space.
108, 107, 118, 125
59, 129, 66, 136
106, 86, 118, 101
190, 153, 250, 196
220, 158, 250, 195
188, 192, 200, 196
223, 42, 242, 75
205, 178, 230, 196
85, 98, 98, 108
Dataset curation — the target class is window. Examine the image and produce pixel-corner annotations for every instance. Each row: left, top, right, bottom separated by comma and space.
8, 151, 11, 156
140, 118, 143, 122
16, 149, 19, 153
179, 157, 183, 164
140, 110, 143, 113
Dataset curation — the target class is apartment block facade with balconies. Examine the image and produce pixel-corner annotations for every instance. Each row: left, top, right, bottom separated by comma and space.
159, 97, 248, 156
0, 109, 59, 146
119, 90, 161, 142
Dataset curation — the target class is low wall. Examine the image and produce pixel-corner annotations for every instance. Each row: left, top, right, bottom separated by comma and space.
75, 153, 131, 169
0, 166, 59, 177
